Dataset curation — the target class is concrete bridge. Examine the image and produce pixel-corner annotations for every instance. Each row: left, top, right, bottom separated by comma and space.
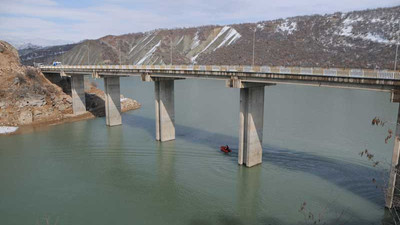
40, 64, 400, 208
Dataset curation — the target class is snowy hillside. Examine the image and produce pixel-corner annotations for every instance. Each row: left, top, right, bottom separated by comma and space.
19, 5, 400, 70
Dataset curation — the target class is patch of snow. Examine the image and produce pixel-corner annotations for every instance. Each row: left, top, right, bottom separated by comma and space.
371, 18, 384, 23
361, 33, 391, 44
177, 36, 184, 45
276, 20, 297, 34
256, 23, 264, 30
0, 126, 18, 134
340, 25, 353, 36
337, 26, 393, 44
150, 56, 159, 64
137, 40, 161, 65
135, 32, 157, 55
201, 26, 230, 51
191, 26, 240, 63
215, 27, 241, 50
129, 33, 152, 54
191, 31, 200, 49
342, 16, 363, 25
336, 16, 395, 44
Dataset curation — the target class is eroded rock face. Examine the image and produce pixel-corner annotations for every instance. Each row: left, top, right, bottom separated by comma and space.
19, 111, 33, 125
17, 94, 46, 107
0, 40, 141, 127
0, 40, 72, 126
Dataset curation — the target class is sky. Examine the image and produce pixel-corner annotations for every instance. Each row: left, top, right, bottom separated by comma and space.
0, 0, 399, 46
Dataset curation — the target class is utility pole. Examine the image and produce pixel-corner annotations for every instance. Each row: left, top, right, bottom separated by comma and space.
395, 23, 399, 71
252, 27, 256, 66
119, 41, 122, 65
170, 36, 173, 65
59, 47, 64, 64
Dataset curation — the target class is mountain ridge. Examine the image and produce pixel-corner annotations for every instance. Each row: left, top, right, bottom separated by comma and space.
18, 5, 400, 70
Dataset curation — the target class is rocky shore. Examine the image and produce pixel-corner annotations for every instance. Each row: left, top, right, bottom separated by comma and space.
0, 40, 141, 134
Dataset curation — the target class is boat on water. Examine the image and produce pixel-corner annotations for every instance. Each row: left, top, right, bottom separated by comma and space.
220, 145, 231, 153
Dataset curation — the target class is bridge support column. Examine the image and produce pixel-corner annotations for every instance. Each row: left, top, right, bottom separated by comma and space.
71, 75, 86, 115
386, 91, 400, 208
239, 86, 265, 167
154, 79, 175, 142
227, 79, 274, 167
104, 76, 122, 126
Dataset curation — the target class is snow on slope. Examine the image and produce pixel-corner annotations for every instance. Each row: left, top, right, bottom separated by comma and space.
191, 31, 200, 49
137, 40, 161, 65
276, 20, 297, 34
336, 15, 397, 44
216, 27, 241, 49
191, 26, 241, 63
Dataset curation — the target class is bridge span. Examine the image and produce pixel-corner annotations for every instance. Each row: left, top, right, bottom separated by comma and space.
41, 64, 400, 208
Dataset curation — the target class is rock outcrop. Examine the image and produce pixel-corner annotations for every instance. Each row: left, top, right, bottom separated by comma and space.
0, 40, 140, 130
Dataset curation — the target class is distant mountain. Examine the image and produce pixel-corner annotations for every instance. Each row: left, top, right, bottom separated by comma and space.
16, 43, 42, 50
5, 37, 72, 50
19, 43, 77, 66
18, 5, 400, 70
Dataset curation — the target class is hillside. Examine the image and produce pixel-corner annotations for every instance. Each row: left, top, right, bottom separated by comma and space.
0, 40, 74, 127
20, 6, 400, 70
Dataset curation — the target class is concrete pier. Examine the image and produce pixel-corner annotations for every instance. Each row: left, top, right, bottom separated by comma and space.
239, 86, 265, 167
104, 76, 122, 126
71, 75, 86, 115
155, 79, 175, 142
386, 102, 400, 208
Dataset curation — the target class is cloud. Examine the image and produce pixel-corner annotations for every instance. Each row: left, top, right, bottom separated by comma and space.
0, 0, 399, 46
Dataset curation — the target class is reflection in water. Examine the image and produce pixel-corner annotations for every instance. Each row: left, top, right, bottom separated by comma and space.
237, 166, 261, 224
106, 124, 123, 149
157, 141, 176, 192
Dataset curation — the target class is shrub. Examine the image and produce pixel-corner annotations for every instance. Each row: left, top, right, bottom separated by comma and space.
26, 67, 38, 80
15, 73, 26, 85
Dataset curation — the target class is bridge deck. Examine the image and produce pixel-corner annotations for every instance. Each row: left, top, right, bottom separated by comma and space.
40, 65, 400, 91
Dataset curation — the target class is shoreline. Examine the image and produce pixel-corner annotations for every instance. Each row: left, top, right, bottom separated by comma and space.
0, 100, 141, 136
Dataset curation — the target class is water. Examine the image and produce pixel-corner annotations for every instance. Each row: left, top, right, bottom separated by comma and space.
0, 77, 398, 224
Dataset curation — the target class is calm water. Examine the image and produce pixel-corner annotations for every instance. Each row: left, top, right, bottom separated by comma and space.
0, 77, 398, 225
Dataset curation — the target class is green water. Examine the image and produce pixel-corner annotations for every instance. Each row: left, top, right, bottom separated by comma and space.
0, 77, 398, 224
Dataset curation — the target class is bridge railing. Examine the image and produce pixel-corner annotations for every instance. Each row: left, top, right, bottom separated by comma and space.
40, 65, 400, 80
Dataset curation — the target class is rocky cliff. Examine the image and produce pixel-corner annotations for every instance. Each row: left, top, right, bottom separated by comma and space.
20, 6, 400, 70
0, 40, 140, 130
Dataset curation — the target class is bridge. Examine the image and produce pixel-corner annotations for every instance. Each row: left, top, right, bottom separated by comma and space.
40, 64, 400, 208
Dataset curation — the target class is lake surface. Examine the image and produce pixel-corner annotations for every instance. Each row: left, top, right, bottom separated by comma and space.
0, 77, 398, 225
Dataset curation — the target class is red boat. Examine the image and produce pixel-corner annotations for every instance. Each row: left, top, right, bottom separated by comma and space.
220, 145, 231, 153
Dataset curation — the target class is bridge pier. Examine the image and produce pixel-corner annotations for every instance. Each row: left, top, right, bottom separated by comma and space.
142, 74, 179, 142
227, 79, 274, 167
386, 91, 400, 208
71, 75, 86, 115
239, 86, 265, 167
104, 76, 122, 126
154, 79, 175, 142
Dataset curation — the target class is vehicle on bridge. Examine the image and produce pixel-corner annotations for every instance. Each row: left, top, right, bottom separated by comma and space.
52, 61, 62, 66
33, 62, 43, 67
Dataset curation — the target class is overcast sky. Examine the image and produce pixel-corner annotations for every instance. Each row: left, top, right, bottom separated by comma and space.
0, 0, 399, 45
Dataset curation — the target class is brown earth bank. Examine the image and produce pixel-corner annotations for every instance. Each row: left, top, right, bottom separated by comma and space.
0, 40, 141, 134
